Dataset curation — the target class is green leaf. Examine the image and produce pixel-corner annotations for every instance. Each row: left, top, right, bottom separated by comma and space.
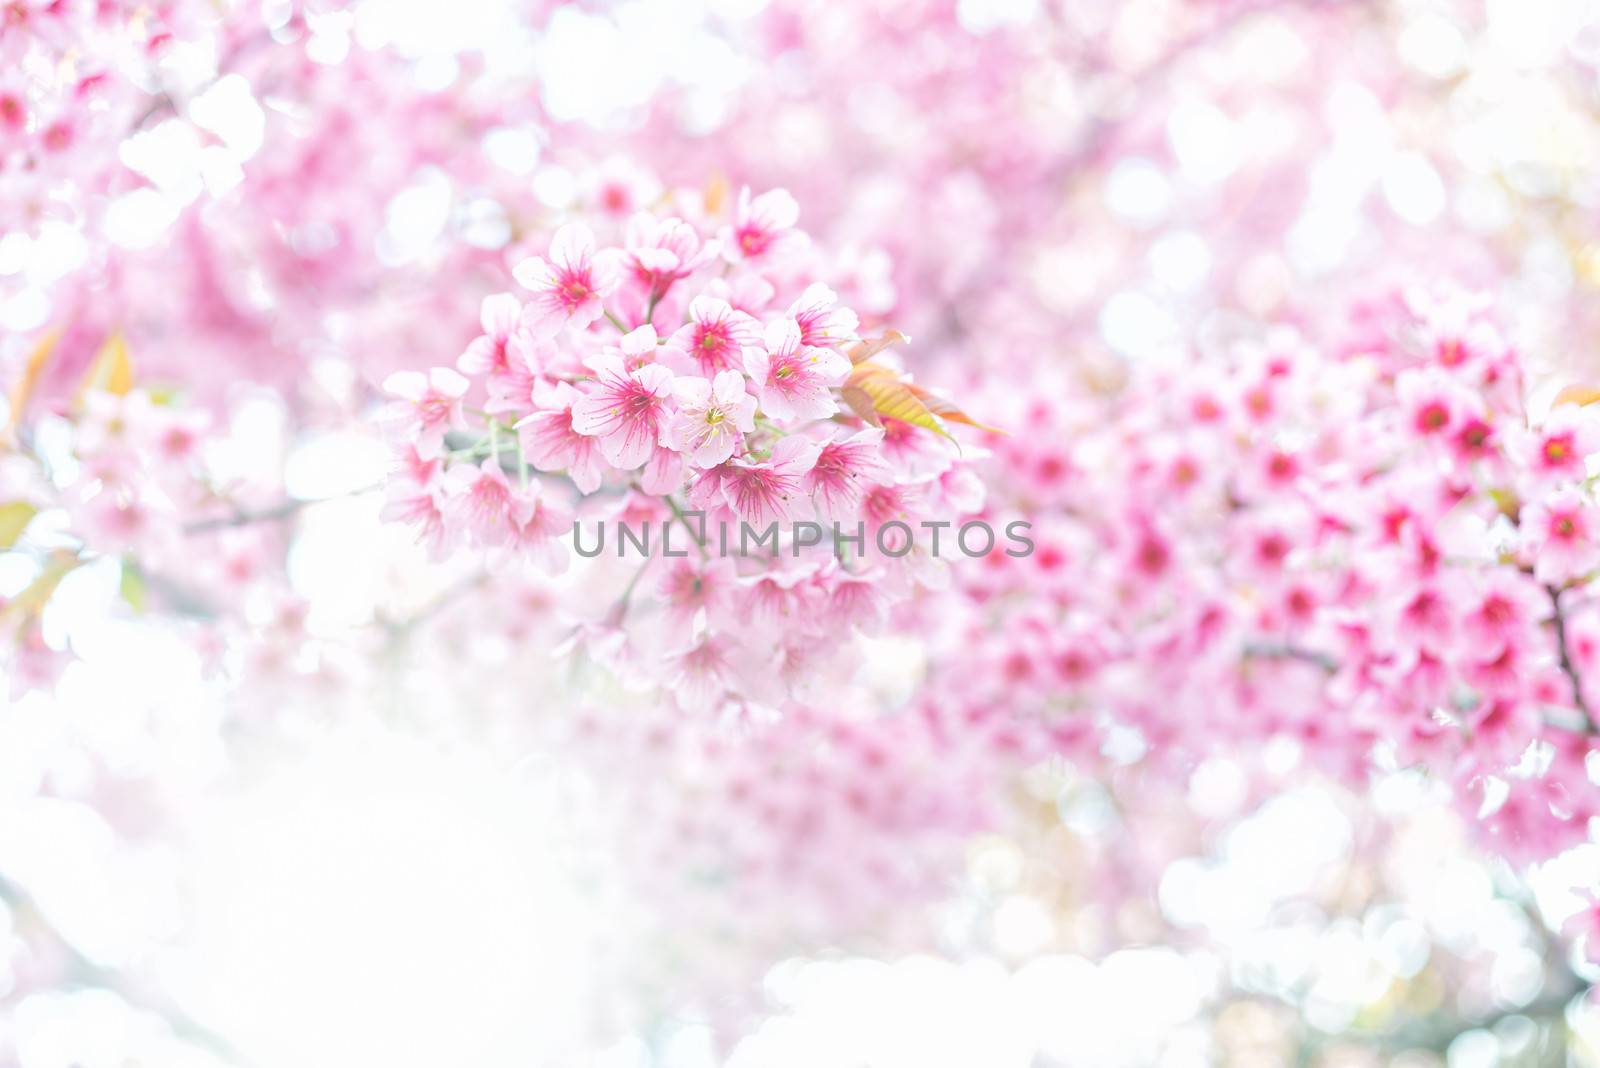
119, 563, 146, 613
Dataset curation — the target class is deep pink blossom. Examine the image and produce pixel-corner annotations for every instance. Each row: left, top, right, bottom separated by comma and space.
723, 187, 805, 263
513, 223, 620, 336
570, 355, 675, 470
717, 436, 822, 529
516, 381, 608, 495
666, 296, 761, 376
743, 318, 850, 422
803, 427, 892, 519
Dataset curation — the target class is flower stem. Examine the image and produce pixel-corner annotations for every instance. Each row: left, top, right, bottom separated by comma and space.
666, 495, 709, 560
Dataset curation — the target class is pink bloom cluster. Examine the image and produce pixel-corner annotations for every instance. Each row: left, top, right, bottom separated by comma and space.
7, 0, 1600, 1036
929, 285, 1600, 869
381, 191, 984, 717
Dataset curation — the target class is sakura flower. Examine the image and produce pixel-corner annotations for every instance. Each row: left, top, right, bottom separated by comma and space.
381, 444, 449, 556
507, 480, 574, 573
382, 481, 449, 558
1449, 413, 1497, 466
739, 563, 818, 630
601, 323, 681, 372
456, 293, 525, 376
718, 435, 822, 529
822, 566, 892, 634
702, 271, 777, 317
723, 186, 805, 263
512, 223, 619, 337
1563, 891, 1600, 965
442, 459, 530, 548
458, 293, 550, 414
686, 463, 731, 516
1517, 404, 1600, 489
803, 427, 892, 519
1521, 488, 1600, 585
654, 556, 737, 629
381, 367, 469, 460
743, 318, 850, 422
860, 481, 925, 537
641, 443, 685, 495
1396, 369, 1470, 439
666, 296, 761, 376
878, 417, 957, 480
516, 381, 608, 494
663, 625, 782, 712
670, 370, 757, 467
622, 213, 717, 292
582, 155, 661, 217
786, 283, 859, 349
1464, 572, 1549, 650
570, 355, 675, 470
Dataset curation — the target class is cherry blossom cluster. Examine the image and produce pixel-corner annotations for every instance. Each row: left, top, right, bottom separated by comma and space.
6, 0, 1600, 1052
380, 190, 986, 718
925, 285, 1600, 880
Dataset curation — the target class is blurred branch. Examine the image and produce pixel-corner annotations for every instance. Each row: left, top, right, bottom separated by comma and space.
182, 484, 381, 535
0, 872, 248, 1065
1546, 584, 1598, 734
378, 568, 492, 641
1242, 640, 1340, 674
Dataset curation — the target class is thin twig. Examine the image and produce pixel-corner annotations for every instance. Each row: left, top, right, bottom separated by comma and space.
1546, 584, 1598, 733
1242, 640, 1340, 674
183, 484, 382, 535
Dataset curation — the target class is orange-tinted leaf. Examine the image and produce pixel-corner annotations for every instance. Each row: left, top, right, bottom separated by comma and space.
908, 387, 1006, 435
77, 332, 133, 402
845, 331, 910, 366
1553, 383, 1600, 408
845, 362, 952, 439
1, 551, 77, 624
843, 359, 1003, 437
841, 384, 882, 427
7, 326, 62, 441
704, 171, 730, 217
0, 502, 37, 549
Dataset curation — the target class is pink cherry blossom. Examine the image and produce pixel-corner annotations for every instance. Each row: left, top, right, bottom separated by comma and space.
442, 459, 530, 548
506, 480, 574, 572
723, 186, 805, 263
1522, 489, 1600, 586
513, 223, 620, 337
803, 427, 892, 519
382, 367, 469, 460
1517, 405, 1600, 489
743, 318, 850, 422
570, 355, 675, 470
622, 213, 718, 292
786, 283, 859, 349
669, 370, 756, 467
654, 556, 738, 629
717, 435, 822, 529
516, 381, 608, 495
666, 296, 761, 376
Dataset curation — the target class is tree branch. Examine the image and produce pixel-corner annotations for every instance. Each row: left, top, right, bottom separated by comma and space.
1546, 584, 1598, 734
0, 872, 247, 1064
